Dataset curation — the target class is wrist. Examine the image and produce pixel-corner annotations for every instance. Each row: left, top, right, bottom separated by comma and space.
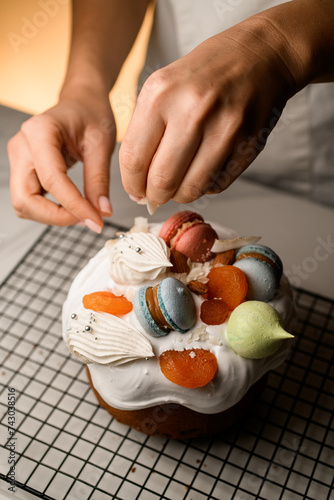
216, 16, 300, 99
59, 71, 111, 103
250, 0, 334, 88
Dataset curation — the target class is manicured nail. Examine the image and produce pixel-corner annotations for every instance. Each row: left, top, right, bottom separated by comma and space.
75, 221, 86, 227
99, 195, 112, 216
84, 219, 102, 234
129, 194, 143, 202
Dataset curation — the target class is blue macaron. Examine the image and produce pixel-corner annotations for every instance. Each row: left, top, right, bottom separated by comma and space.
134, 286, 169, 337
134, 277, 196, 337
235, 244, 283, 280
233, 258, 279, 302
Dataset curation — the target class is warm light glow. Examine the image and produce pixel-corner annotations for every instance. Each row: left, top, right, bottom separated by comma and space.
0, 1, 153, 140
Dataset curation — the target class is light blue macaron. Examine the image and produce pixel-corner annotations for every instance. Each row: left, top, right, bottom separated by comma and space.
235, 244, 283, 280
233, 258, 279, 302
157, 277, 196, 333
134, 286, 169, 337
134, 277, 196, 337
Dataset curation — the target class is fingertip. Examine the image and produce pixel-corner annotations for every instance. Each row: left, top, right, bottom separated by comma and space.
84, 218, 103, 234
98, 195, 113, 217
129, 194, 143, 202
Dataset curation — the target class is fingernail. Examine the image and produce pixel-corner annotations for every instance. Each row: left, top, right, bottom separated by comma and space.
129, 194, 143, 202
75, 221, 86, 227
99, 195, 112, 216
84, 219, 103, 234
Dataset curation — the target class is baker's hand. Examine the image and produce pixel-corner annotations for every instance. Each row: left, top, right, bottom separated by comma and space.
8, 91, 116, 231
119, 16, 299, 205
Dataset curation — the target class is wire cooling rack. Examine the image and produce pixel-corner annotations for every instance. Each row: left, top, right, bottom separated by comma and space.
0, 223, 333, 500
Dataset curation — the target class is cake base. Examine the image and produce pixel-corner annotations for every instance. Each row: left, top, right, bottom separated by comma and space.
86, 367, 267, 439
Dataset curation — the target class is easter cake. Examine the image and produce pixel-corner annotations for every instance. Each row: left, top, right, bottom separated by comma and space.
62, 211, 294, 439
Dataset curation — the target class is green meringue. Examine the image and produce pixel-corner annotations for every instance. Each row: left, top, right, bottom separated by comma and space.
227, 301, 294, 359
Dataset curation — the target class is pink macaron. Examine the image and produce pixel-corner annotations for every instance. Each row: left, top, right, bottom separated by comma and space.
159, 211, 218, 263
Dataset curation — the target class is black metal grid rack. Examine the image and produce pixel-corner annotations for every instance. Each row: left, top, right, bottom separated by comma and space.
0, 223, 333, 500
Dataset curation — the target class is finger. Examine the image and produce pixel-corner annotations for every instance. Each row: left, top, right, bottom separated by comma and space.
9, 134, 79, 226
172, 112, 247, 203
15, 188, 80, 226
36, 145, 103, 228
81, 125, 114, 217
61, 144, 80, 169
207, 143, 259, 194
171, 133, 232, 204
21, 119, 103, 230
119, 96, 165, 198
145, 121, 202, 205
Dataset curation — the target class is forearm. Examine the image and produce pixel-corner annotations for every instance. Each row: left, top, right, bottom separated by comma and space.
61, 0, 150, 98
250, 0, 334, 89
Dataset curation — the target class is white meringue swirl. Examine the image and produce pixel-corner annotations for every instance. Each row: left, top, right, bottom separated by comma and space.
108, 232, 172, 285
66, 309, 154, 365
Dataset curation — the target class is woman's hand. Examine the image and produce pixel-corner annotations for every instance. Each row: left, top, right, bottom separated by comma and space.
119, 10, 308, 205
8, 90, 116, 231
7, 0, 150, 231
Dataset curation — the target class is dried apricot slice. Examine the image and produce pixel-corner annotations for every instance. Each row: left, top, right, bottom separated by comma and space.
159, 349, 218, 388
200, 299, 228, 325
207, 265, 248, 310
83, 291, 133, 316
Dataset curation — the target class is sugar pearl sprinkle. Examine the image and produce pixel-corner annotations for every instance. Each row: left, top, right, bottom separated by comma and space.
66, 309, 154, 365
70, 312, 97, 336
117, 234, 142, 254
111, 235, 144, 264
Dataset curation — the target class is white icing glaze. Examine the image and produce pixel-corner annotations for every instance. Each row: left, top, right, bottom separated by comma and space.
66, 309, 154, 365
108, 232, 172, 285
62, 222, 295, 415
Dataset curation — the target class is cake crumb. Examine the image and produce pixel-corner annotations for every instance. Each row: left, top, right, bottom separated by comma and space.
184, 326, 222, 346
210, 336, 223, 346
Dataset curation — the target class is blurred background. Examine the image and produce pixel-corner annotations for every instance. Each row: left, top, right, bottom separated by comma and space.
0, 0, 153, 140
